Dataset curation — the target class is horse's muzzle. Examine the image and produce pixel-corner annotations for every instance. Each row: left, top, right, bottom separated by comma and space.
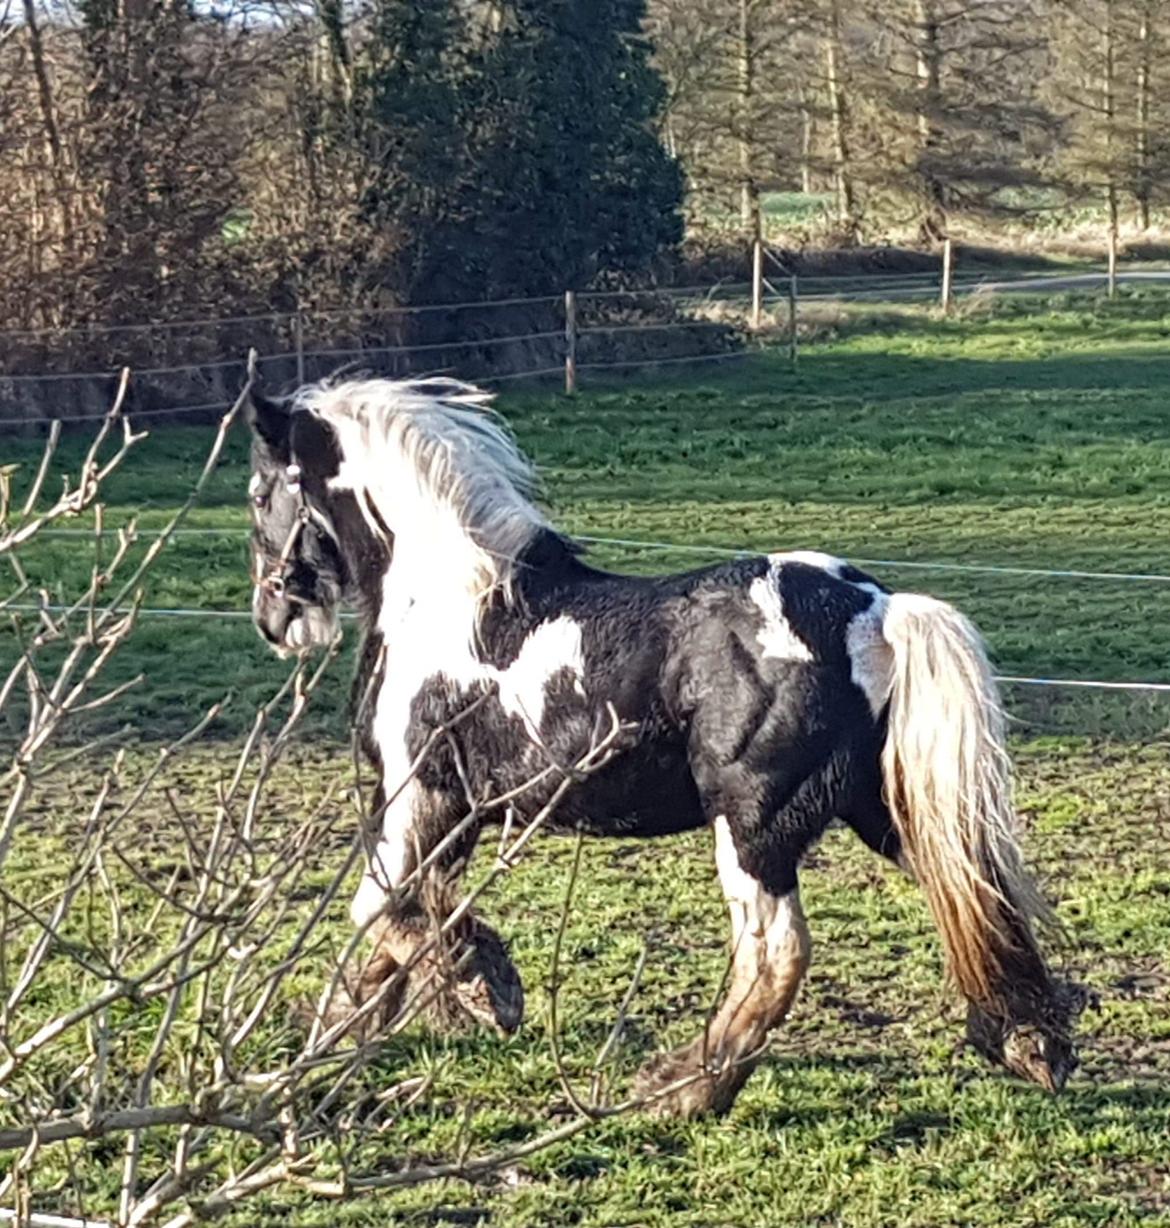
252, 586, 338, 657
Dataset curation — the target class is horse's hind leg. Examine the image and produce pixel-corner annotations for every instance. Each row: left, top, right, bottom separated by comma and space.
634, 815, 811, 1118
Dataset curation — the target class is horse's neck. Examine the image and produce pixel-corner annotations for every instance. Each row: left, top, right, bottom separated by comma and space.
366, 527, 588, 662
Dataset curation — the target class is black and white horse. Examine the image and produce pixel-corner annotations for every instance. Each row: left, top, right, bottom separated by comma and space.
246, 376, 1077, 1116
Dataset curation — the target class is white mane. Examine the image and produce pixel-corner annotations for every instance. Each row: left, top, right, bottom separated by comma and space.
294, 377, 547, 606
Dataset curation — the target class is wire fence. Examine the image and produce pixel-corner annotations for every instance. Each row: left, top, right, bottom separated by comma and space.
30, 525, 1170, 585
6, 257, 1168, 429
6, 262, 1170, 703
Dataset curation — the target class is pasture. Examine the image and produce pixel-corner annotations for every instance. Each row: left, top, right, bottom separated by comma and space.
6, 290, 1170, 1225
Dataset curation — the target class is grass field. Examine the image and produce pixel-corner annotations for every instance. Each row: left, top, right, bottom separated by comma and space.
5, 289, 1170, 1225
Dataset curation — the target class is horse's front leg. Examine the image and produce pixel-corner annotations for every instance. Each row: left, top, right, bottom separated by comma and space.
345, 778, 524, 1037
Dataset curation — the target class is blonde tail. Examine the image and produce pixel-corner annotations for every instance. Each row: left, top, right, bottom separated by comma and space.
880, 593, 1053, 1014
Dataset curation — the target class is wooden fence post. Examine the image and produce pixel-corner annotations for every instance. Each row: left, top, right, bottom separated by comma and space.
788, 275, 798, 368
294, 307, 306, 386
751, 238, 764, 330
1107, 226, 1119, 300
940, 236, 954, 315
564, 290, 577, 395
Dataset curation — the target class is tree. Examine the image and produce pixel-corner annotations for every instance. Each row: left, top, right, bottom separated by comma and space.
855, 0, 1058, 243
647, 0, 1076, 245
822, 0, 859, 238
349, 0, 471, 295
76, 0, 248, 318
250, 0, 682, 305
647, 0, 814, 236
1049, 0, 1170, 240
460, 0, 683, 293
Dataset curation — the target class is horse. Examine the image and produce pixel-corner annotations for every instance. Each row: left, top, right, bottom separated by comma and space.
244, 375, 1078, 1117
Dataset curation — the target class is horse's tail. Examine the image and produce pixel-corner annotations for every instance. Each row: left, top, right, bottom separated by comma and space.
879, 593, 1053, 1014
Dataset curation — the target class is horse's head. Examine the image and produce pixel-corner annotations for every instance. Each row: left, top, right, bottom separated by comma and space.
246, 387, 350, 656
246, 383, 393, 654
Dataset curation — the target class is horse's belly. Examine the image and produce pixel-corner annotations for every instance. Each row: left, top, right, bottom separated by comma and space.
540, 737, 706, 838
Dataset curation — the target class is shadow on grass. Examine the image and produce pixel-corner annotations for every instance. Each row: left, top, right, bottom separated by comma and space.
754, 348, 1170, 423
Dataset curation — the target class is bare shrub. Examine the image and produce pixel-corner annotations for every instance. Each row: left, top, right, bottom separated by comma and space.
0, 371, 725, 1226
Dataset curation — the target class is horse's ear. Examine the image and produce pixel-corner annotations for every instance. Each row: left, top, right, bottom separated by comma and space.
290, 408, 343, 480
244, 385, 291, 454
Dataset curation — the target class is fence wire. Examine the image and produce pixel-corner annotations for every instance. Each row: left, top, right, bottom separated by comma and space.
5, 263, 1170, 430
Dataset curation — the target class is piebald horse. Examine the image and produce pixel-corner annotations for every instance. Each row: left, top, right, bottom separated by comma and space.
245, 376, 1077, 1116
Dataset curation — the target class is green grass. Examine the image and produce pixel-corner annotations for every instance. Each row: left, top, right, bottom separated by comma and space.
760, 190, 835, 226
12, 739, 1170, 1227
4, 288, 1170, 1225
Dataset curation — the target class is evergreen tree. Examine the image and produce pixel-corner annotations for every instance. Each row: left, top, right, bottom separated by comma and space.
1049, 0, 1170, 236
455, 0, 683, 294
647, 0, 816, 236
346, 0, 470, 294
304, 0, 682, 301
855, 0, 1058, 243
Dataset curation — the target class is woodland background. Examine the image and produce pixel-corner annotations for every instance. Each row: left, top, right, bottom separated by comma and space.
1, 0, 1166, 334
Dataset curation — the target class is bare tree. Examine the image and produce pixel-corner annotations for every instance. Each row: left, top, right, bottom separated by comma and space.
1050, 0, 1170, 244
648, 0, 815, 234
1133, 0, 1153, 228
822, 0, 858, 238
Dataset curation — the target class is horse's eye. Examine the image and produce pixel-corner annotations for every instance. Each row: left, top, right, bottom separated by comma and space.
253, 493, 267, 509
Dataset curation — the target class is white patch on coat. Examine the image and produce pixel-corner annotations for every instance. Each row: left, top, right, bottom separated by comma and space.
248, 472, 262, 496
749, 561, 814, 661
350, 568, 484, 926
714, 816, 802, 958
769, 549, 843, 575
494, 616, 586, 737
353, 588, 587, 924
758, 551, 891, 713
292, 378, 566, 927
351, 839, 412, 927
845, 591, 894, 715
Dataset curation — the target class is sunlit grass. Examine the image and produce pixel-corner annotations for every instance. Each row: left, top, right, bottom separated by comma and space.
4, 287, 1170, 1224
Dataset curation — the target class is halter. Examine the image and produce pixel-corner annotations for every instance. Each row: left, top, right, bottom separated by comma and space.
258, 464, 313, 601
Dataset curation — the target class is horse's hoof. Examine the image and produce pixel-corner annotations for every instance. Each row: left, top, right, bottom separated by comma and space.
631, 1049, 729, 1119
412, 919, 524, 1037
993, 1017, 1079, 1093
965, 982, 1085, 1093
288, 968, 403, 1046
456, 919, 524, 1035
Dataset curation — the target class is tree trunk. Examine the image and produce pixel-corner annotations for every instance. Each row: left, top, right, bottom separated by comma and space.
665, 112, 677, 160
737, 0, 758, 234
914, 0, 946, 243
1104, 0, 1119, 295
21, 0, 74, 257
824, 0, 856, 240
797, 81, 813, 195
1135, 0, 1152, 230
317, 0, 353, 108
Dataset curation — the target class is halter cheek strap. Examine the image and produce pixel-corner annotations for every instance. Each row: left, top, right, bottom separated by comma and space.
260, 464, 312, 600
